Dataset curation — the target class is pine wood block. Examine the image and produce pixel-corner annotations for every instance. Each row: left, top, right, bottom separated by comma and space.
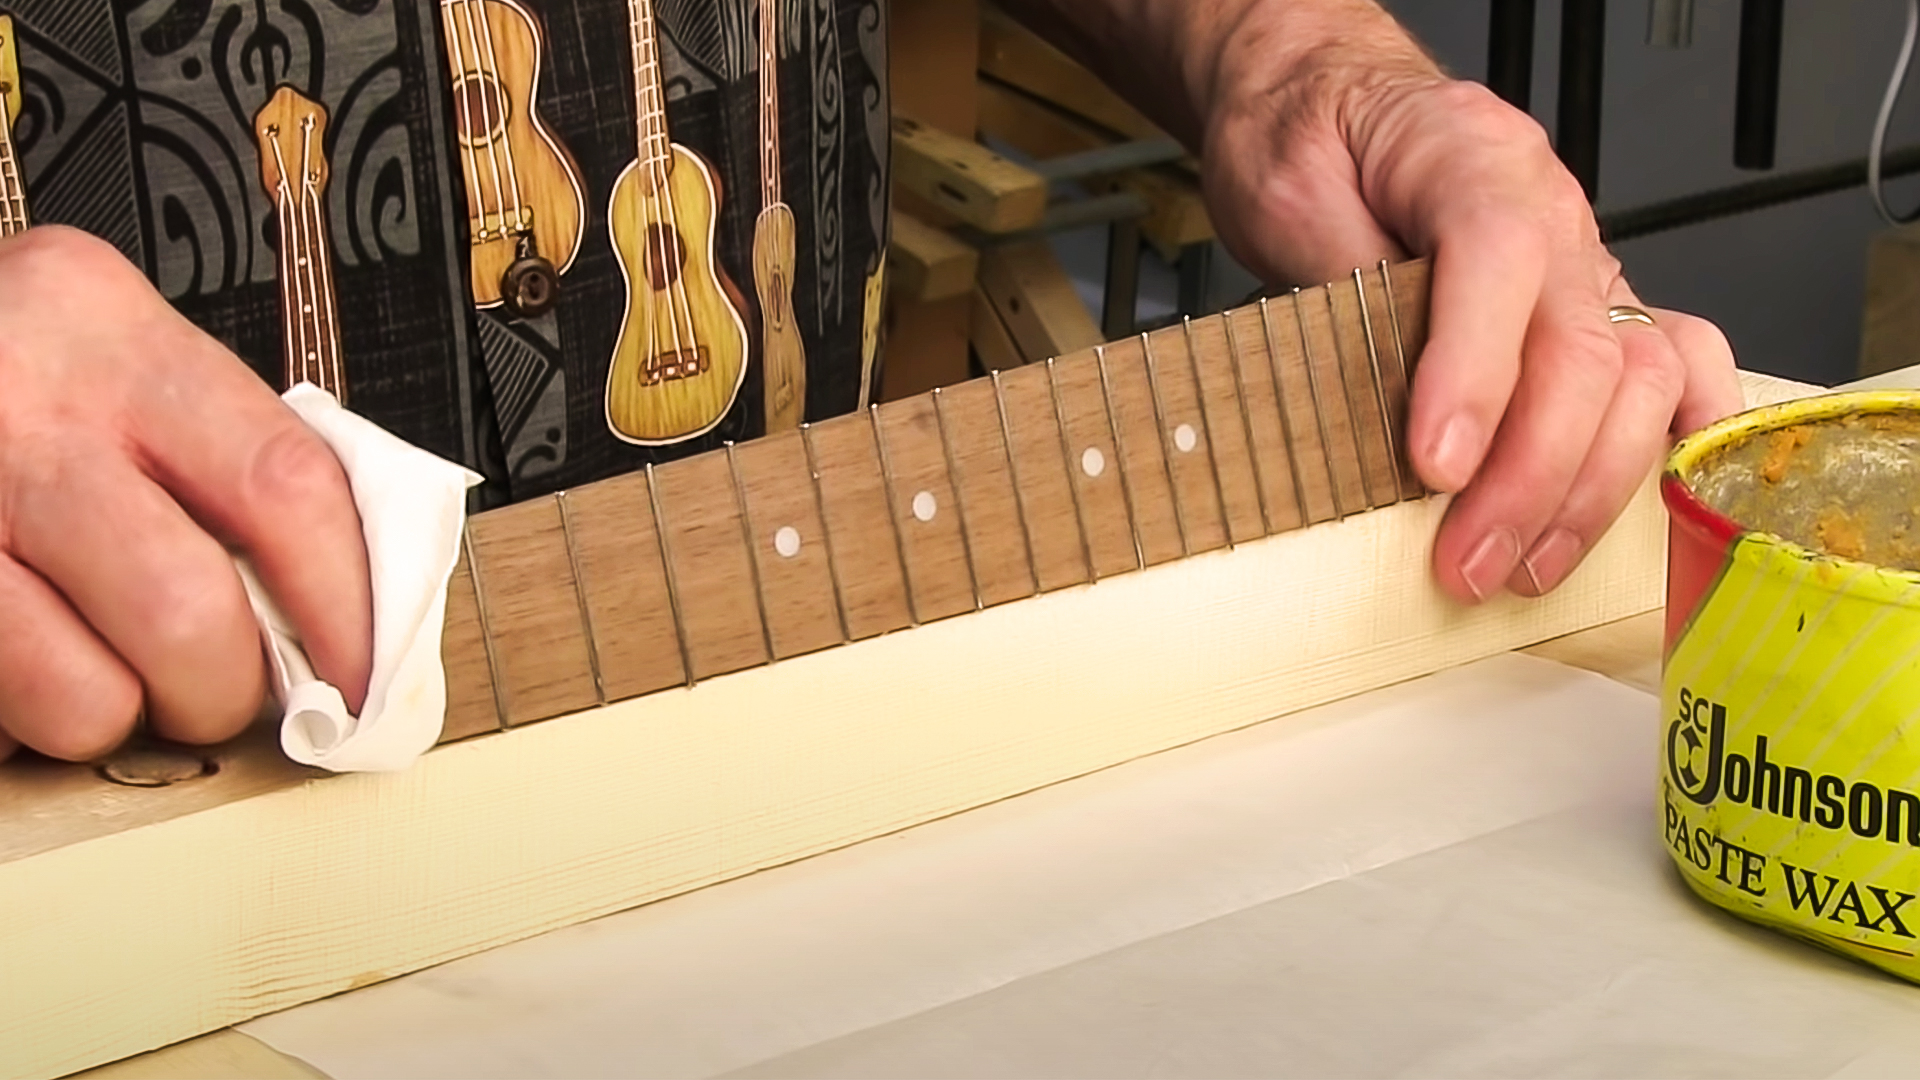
977, 5, 1171, 148
892, 115, 1048, 235
804, 414, 915, 640
879, 295, 973, 401
465, 498, 598, 726
560, 474, 686, 702
978, 240, 1103, 364
892, 212, 980, 303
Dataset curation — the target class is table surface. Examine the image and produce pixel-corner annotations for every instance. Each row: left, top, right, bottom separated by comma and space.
61, 612, 1666, 1080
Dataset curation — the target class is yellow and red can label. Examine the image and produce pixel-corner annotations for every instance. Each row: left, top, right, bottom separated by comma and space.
1663, 392, 1920, 978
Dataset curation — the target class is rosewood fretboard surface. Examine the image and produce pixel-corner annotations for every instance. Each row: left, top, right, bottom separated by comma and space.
440, 261, 1433, 739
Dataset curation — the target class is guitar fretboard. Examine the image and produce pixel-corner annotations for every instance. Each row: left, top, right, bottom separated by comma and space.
758, 0, 780, 209
0, 15, 27, 239
438, 260, 1433, 742
257, 88, 347, 403
627, 0, 671, 173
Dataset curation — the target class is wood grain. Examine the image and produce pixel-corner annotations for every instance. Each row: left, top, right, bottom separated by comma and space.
891, 115, 1048, 234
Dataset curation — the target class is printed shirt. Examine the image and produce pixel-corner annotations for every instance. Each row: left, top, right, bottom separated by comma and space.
3, 0, 889, 503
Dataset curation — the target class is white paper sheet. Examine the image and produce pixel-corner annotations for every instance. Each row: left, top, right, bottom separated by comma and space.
240, 653, 1920, 1078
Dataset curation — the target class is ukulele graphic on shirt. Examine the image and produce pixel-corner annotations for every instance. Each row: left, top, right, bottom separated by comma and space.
0, 14, 28, 238
753, 0, 806, 432
604, 0, 751, 445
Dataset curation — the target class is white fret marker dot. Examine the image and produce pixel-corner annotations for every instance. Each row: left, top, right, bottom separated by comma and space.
1174, 424, 1198, 453
911, 491, 938, 522
1081, 447, 1106, 478
773, 526, 802, 559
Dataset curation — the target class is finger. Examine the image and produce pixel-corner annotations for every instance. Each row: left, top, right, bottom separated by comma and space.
126, 314, 372, 712
1430, 256, 1623, 603
0, 555, 143, 762
1506, 304, 1687, 597
1654, 307, 1744, 435
11, 447, 265, 745
1406, 213, 1551, 493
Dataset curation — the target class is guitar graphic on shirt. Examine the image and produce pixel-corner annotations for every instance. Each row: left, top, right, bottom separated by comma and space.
604, 0, 750, 445
0, 14, 28, 238
255, 86, 350, 404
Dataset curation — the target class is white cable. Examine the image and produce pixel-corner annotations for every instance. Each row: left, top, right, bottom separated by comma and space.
1871, 0, 1920, 225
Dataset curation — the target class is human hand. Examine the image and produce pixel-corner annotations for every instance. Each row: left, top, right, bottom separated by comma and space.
1193, 5, 1743, 603
0, 226, 371, 764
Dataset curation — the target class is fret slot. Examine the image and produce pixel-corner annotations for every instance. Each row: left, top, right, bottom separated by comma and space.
438, 547, 502, 743
1046, 354, 1143, 578
563, 471, 687, 700
465, 498, 601, 725
873, 396, 979, 622
805, 413, 915, 638
1326, 282, 1400, 508
933, 379, 1040, 607
993, 363, 1093, 592
1179, 316, 1272, 543
1140, 327, 1232, 554
1221, 305, 1316, 531
651, 453, 773, 680
729, 430, 847, 660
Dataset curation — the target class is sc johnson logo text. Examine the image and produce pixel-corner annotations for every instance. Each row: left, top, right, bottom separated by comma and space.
1667, 688, 1920, 847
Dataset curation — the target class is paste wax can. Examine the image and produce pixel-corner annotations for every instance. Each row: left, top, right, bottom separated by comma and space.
1663, 390, 1920, 978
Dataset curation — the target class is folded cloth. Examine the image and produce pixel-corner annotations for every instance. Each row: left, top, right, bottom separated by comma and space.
238, 383, 482, 772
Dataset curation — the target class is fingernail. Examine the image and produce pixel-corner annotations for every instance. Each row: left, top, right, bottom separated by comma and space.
1427, 415, 1485, 491
1461, 527, 1522, 602
1522, 528, 1584, 595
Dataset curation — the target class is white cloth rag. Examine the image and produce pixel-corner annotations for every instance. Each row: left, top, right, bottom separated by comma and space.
238, 383, 482, 772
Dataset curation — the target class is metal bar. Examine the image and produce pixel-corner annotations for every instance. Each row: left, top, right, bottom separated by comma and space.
1557, 0, 1607, 201
1647, 0, 1695, 47
1488, 0, 1537, 110
1599, 143, 1920, 242
1032, 137, 1186, 182
1734, 0, 1785, 171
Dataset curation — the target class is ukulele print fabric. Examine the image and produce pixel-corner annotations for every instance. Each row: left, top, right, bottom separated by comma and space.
1, 0, 887, 506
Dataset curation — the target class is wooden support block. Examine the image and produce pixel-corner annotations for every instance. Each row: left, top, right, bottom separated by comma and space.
975, 78, 1213, 261
464, 498, 599, 726
880, 295, 974, 400
892, 115, 1048, 235
978, 5, 1173, 148
970, 286, 1027, 373
892, 211, 980, 302
560, 473, 686, 702
977, 239, 1102, 364
1862, 223, 1920, 379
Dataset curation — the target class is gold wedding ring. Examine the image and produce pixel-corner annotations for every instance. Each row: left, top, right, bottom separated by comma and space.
1608, 305, 1657, 327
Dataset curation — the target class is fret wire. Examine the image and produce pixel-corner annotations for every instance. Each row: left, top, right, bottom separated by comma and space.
1045, 357, 1099, 583
725, 442, 779, 665
1353, 268, 1408, 504
554, 490, 608, 704
1323, 284, 1378, 509
990, 371, 1043, 594
461, 527, 513, 728
1254, 299, 1313, 528
1179, 317, 1237, 548
869, 404, 923, 626
644, 462, 698, 687
1287, 288, 1349, 520
931, 389, 985, 612
1379, 260, 1420, 495
800, 423, 854, 643
1094, 345, 1147, 570
1139, 333, 1191, 558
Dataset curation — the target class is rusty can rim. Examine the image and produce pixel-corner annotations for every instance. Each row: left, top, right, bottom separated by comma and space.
1664, 389, 1920, 586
